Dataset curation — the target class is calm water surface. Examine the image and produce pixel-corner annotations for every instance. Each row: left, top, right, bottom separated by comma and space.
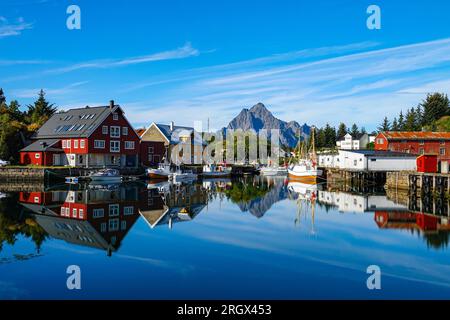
0, 176, 449, 299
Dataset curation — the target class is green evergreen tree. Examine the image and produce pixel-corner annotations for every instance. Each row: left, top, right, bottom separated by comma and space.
404, 107, 417, 131
378, 117, 391, 132
337, 123, 347, 139
420, 93, 450, 127
391, 117, 399, 131
26, 89, 57, 125
350, 123, 359, 136
398, 111, 405, 130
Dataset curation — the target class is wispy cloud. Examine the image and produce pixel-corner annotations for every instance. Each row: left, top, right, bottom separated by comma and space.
13, 81, 89, 98
0, 16, 33, 38
47, 42, 200, 74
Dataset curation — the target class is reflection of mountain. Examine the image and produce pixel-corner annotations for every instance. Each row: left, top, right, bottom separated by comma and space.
225, 178, 288, 218
139, 182, 208, 229
18, 184, 145, 256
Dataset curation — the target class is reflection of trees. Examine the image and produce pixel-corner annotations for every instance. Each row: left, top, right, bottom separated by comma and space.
224, 179, 269, 204
423, 232, 450, 249
0, 194, 48, 253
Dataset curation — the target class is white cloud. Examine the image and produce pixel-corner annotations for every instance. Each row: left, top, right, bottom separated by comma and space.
0, 17, 32, 38
13, 81, 89, 98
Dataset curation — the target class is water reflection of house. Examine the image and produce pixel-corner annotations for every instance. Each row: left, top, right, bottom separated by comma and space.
18, 185, 144, 255
375, 211, 450, 234
139, 183, 208, 229
318, 191, 408, 213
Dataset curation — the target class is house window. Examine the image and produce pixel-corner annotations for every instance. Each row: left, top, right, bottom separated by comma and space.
148, 146, 154, 153
94, 140, 105, 149
121, 220, 127, 231
109, 218, 119, 231
353, 160, 357, 166
110, 141, 120, 153
109, 204, 119, 217
67, 140, 71, 148
100, 223, 107, 233
110, 126, 120, 138
102, 126, 108, 134
148, 154, 153, 162
80, 140, 85, 148
93, 208, 104, 218
62, 140, 67, 148
376, 138, 384, 144
124, 206, 134, 215
122, 127, 128, 136
113, 113, 119, 121
419, 148, 424, 154
72, 208, 77, 218
74, 140, 78, 148
34, 196, 39, 203
35, 153, 40, 159
419, 140, 425, 145
79, 209, 84, 219
440, 148, 446, 156
125, 141, 135, 150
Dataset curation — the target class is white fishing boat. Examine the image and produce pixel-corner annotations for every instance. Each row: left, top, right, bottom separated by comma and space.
172, 170, 197, 183
202, 164, 231, 178
288, 129, 323, 184
147, 163, 172, 180
260, 166, 288, 176
89, 168, 122, 183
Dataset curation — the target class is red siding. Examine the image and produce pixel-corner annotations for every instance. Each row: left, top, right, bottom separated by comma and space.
20, 152, 43, 166
140, 141, 165, 167
87, 111, 140, 155
61, 138, 88, 154
417, 155, 438, 173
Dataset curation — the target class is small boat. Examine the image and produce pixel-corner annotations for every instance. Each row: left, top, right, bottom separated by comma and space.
147, 163, 172, 180
202, 164, 231, 178
89, 168, 122, 183
288, 129, 323, 184
172, 171, 197, 183
260, 166, 288, 176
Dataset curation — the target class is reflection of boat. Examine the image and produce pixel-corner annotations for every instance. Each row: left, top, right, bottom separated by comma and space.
146, 163, 172, 180
288, 129, 323, 183
288, 182, 321, 200
89, 169, 122, 183
202, 164, 231, 178
288, 181, 319, 234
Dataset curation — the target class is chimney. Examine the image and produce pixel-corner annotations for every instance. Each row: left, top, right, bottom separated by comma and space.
109, 100, 114, 110
170, 121, 174, 131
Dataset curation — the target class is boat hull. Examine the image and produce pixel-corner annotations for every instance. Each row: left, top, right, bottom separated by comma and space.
89, 177, 123, 183
288, 169, 323, 184
147, 172, 170, 180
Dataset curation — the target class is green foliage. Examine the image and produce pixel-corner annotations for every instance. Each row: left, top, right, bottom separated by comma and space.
378, 117, 391, 132
0, 88, 57, 163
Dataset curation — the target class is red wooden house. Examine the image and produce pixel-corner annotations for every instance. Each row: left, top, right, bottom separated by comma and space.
20, 100, 140, 168
374, 131, 450, 162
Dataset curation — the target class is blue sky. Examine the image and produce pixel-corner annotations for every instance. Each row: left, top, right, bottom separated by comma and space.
1, 0, 450, 131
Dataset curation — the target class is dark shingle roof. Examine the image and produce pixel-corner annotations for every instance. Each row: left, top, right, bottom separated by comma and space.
20, 139, 62, 152
34, 105, 120, 139
155, 123, 205, 145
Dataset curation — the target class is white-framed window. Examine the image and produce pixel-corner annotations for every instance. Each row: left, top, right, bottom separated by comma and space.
419, 148, 424, 154
100, 222, 107, 233
74, 140, 78, 148
124, 206, 134, 215
110, 141, 120, 153
80, 140, 85, 148
62, 140, 67, 148
102, 126, 108, 134
109, 218, 119, 231
125, 141, 135, 150
148, 146, 154, 153
60, 207, 65, 216
34, 196, 39, 203
113, 113, 119, 120
67, 140, 71, 148
109, 204, 119, 217
72, 208, 77, 218
79, 209, 84, 219
110, 126, 120, 138
93, 208, 104, 218
376, 138, 384, 145
35, 153, 40, 159
148, 154, 153, 162
121, 220, 127, 231
440, 148, 446, 156
94, 140, 105, 149
122, 127, 128, 136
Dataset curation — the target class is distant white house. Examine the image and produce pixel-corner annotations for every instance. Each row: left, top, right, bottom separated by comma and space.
336, 133, 369, 150
318, 150, 417, 172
